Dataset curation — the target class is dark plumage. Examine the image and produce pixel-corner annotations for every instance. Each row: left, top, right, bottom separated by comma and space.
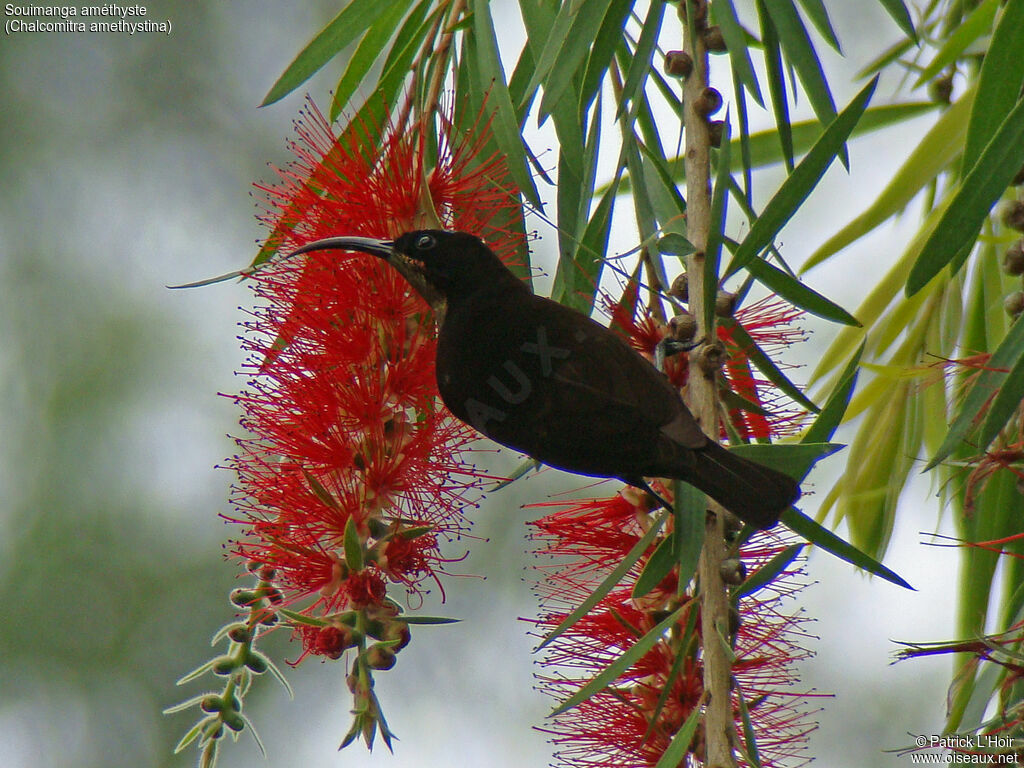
287, 229, 799, 529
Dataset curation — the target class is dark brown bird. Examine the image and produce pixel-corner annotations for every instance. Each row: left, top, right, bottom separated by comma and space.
286, 229, 799, 529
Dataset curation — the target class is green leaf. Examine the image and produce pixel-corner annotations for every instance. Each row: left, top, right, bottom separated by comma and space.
736, 685, 765, 767
536, 511, 668, 652
906, 95, 1024, 295
711, 0, 763, 106
977, 350, 1024, 456
730, 442, 843, 480
961, 0, 1024, 175
741, 256, 860, 326
653, 700, 703, 768
764, 0, 841, 157
261, 0, 394, 106
343, 516, 363, 571
794, 0, 841, 53
801, 341, 864, 444
804, 88, 973, 271
735, 544, 805, 598
393, 615, 462, 625
928, 314, 1024, 468
726, 76, 878, 277
631, 531, 677, 599
471, 0, 543, 208
520, 0, 586, 114
616, 0, 666, 118
876, 0, 917, 42
912, 0, 998, 90
579, 0, 635, 113
327, 0, 416, 121
758, 1, 794, 171
782, 508, 914, 589
673, 479, 706, 594
550, 603, 687, 716
704, 121, 732, 333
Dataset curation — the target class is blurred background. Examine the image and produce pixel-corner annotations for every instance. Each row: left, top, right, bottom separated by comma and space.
0, 2, 964, 766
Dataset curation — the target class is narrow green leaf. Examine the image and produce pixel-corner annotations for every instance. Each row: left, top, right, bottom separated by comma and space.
977, 351, 1024, 455
578, 0, 635, 113
536, 511, 668, 652
804, 89, 973, 271
617, 1, 666, 118
343, 516, 363, 571
471, 0, 543, 208
764, 0, 841, 158
801, 341, 864, 444
519, 0, 583, 113
928, 314, 1024, 468
172, 721, 206, 754
912, 0, 997, 90
730, 442, 842, 483
726, 76, 878, 277
393, 615, 462, 625
906, 95, 1024, 295
550, 603, 687, 716
961, 0, 1024, 174
653, 701, 703, 768
742, 256, 860, 326
632, 531, 677, 598
855, 33, 915, 79
328, 0, 416, 121
704, 120, 732, 333
794, 0, 842, 53
876, 0, 917, 42
782, 508, 914, 589
554, 165, 619, 313
673, 480, 706, 594
261, 0, 393, 106
721, 317, 819, 412
735, 544, 805, 598
277, 608, 329, 627
711, 0, 763, 106
736, 686, 765, 767
758, 1, 794, 171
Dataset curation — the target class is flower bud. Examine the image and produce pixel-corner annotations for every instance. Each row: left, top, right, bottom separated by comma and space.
365, 643, 397, 671
1003, 240, 1024, 275
714, 290, 737, 318
702, 25, 727, 53
697, 340, 727, 375
669, 311, 697, 343
708, 120, 725, 148
200, 695, 225, 713
1001, 200, 1024, 232
229, 589, 258, 608
211, 655, 238, 676
382, 620, 412, 652
664, 50, 693, 78
223, 712, 246, 732
1005, 290, 1024, 319
244, 651, 269, 674
668, 272, 689, 301
719, 557, 747, 585
694, 87, 723, 117
929, 72, 953, 104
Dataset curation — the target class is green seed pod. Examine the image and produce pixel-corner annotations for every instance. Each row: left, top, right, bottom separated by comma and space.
200, 695, 225, 713
211, 656, 238, 676
702, 25, 727, 52
223, 712, 246, 732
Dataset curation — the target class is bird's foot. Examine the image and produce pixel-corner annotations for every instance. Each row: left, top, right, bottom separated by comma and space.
654, 335, 707, 372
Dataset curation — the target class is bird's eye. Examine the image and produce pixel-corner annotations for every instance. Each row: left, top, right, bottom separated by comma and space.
415, 234, 436, 251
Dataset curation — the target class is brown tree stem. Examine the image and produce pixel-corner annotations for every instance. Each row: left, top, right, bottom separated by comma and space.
681, 3, 738, 766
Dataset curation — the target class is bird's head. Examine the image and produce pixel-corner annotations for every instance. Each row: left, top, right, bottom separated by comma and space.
284, 230, 523, 321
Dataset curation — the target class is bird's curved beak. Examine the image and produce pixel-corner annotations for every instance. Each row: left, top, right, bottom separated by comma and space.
284, 235, 447, 320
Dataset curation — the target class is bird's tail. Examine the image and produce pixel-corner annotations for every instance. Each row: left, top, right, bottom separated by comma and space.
685, 441, 800, 529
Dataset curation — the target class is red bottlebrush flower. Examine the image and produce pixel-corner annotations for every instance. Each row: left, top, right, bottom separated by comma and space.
227, 98, 526, 653
607, 285, 808, 440
529, 490, 821, 767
